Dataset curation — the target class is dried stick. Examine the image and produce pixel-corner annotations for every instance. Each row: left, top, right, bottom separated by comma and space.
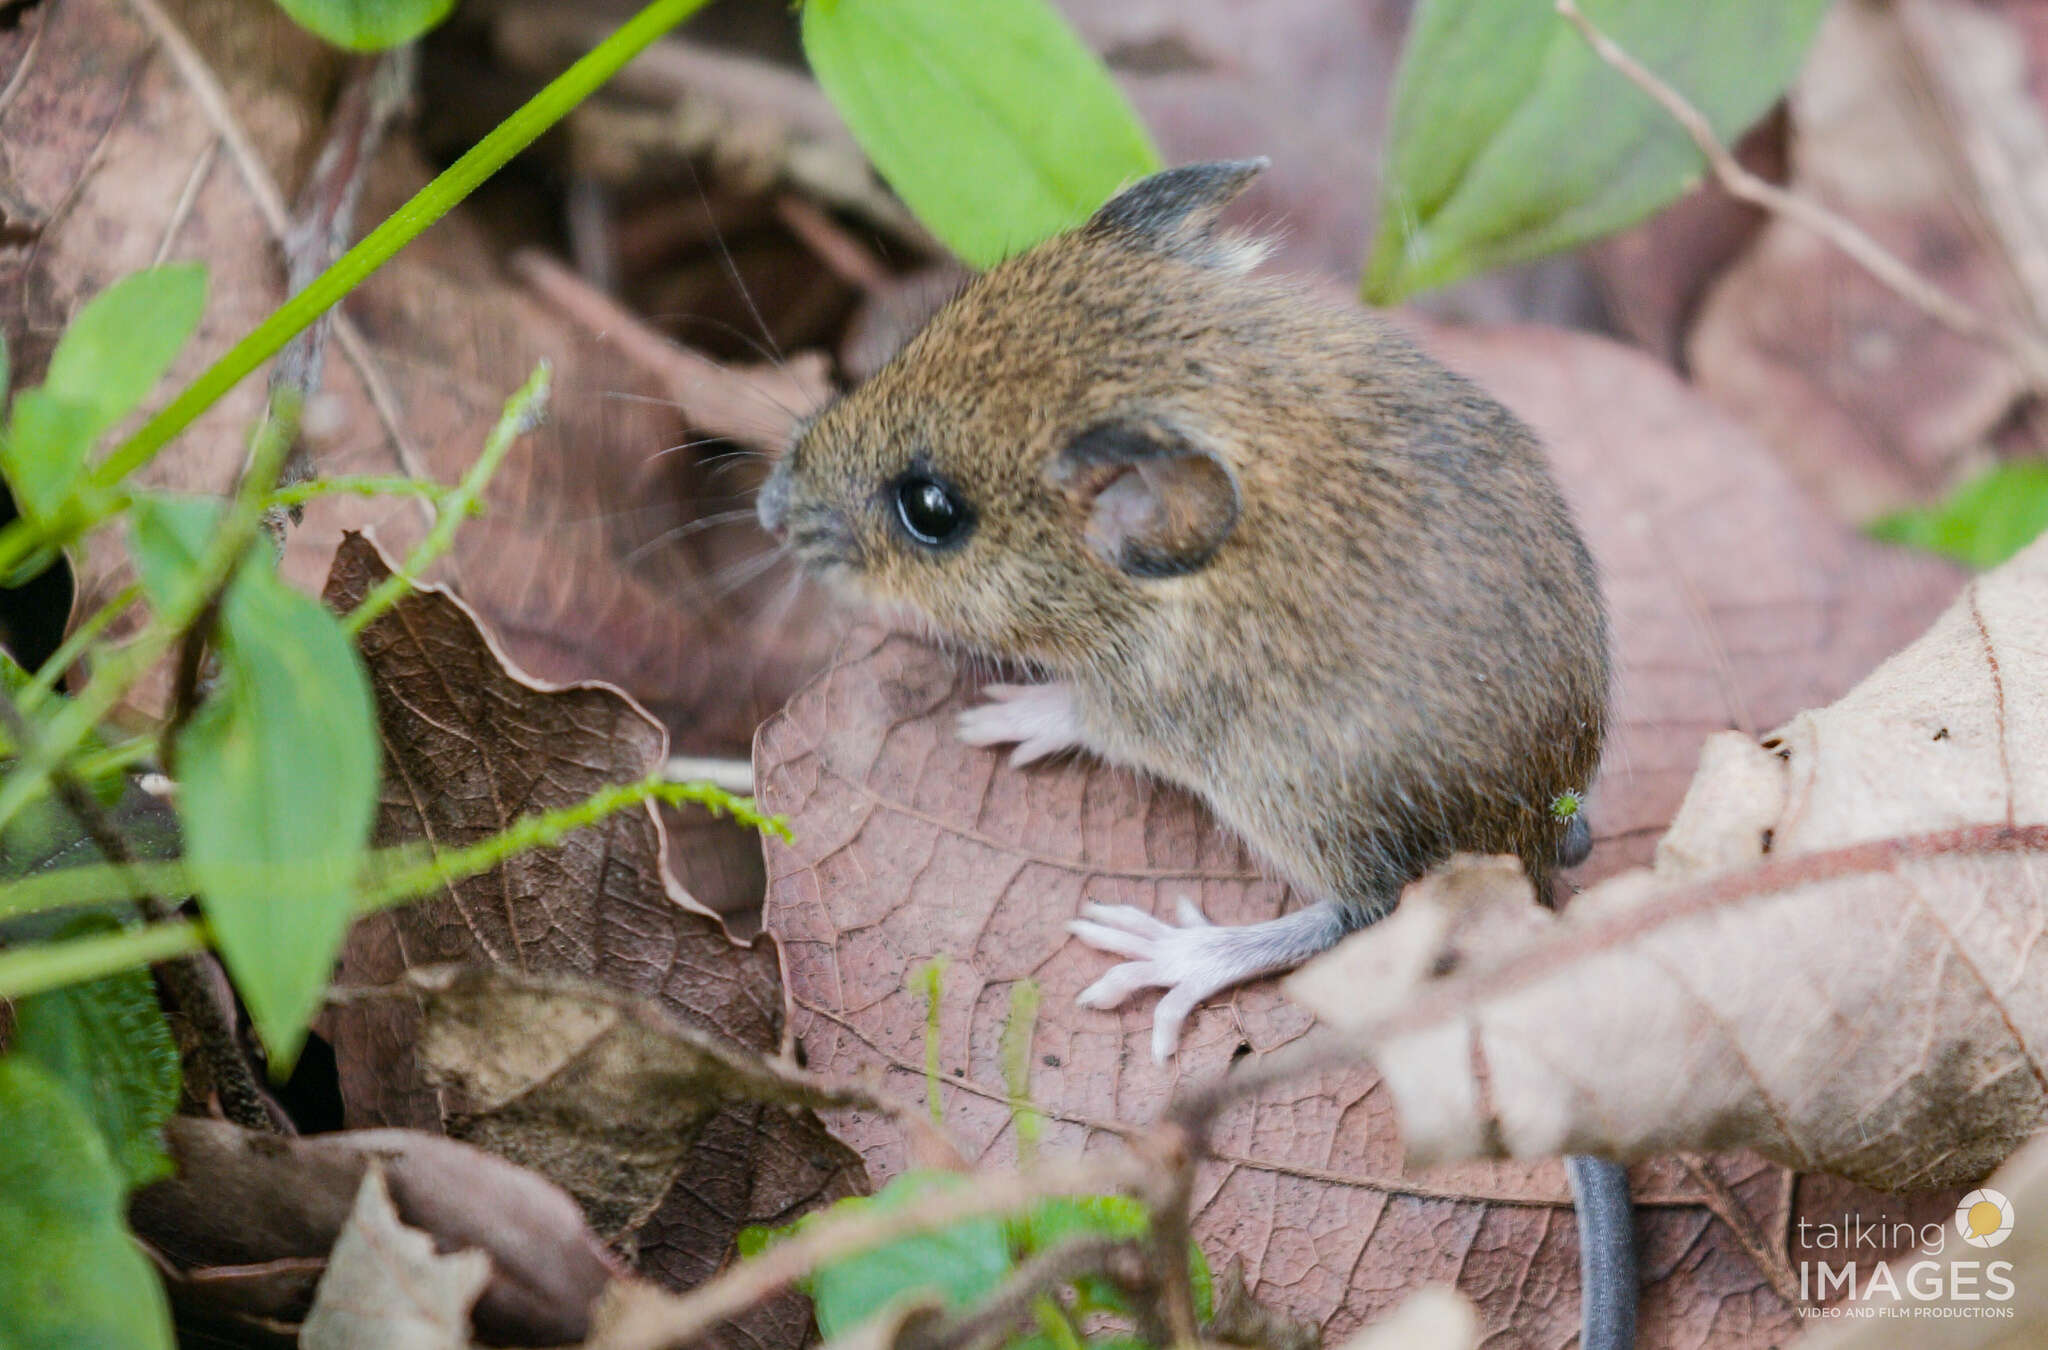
918, 1235, 1134, 1350
0, 691, 277, 1132
1554, 0, 2048, 388
123, 0, 433, 500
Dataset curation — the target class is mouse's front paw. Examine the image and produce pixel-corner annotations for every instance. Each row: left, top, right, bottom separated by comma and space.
1068, 899, 1243, 1062
956, 682, 1084, 766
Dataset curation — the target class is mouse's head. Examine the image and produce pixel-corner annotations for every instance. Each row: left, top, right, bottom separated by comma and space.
758, 160, 1270, 668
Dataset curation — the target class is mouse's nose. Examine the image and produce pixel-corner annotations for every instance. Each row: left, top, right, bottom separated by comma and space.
756, 465, 791, 534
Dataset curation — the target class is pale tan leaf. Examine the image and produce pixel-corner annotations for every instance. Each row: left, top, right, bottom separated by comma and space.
301, 1165, 491, 1350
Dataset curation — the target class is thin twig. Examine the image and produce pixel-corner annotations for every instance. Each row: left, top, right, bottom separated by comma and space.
271, 48, 417, 506
122, 0, 433, 508
917, 1235, 1134, 1350
0, 692, 277, 1132
1554, 0, 2048, 388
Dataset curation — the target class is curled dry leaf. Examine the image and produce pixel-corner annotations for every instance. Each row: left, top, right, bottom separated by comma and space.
129, 1116, 615, 1345
320, 533, 863, 1343
404, 964, 927, 1240
1289, 527, 2048, 1192
300, 1165, 492, 1350
758, 321, 1958, 1343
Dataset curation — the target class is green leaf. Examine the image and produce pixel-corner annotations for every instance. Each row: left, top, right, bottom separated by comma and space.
11, 916, 180, 1189
269, 0, 454, 51
1, 390, 97, 522
42, 263, 207, 447
130, 495, 379, 1066
1363, 0, 1830, 303
744, 1171, 1014, 1338
1869, 460, 2048, 571
0, 1056, 175, 1349
801, 0, 1160, 268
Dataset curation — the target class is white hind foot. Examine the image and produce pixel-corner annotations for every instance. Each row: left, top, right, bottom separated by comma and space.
1068, 898, 1352, 1062
956, 682, 1085, 766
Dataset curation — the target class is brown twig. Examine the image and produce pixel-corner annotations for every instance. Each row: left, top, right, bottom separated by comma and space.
122, 0, 433, 504
511, 246, 833, 449
1554, 0, 2048, 388
915, 1235, 1134, 1350
269, 48, 416, 507
0, 690, 278, 1132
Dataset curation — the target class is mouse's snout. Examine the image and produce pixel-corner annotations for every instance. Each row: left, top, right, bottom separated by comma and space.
756, 462, 792, 535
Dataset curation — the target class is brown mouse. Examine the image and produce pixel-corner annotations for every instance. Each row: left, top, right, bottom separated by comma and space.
758, 159, 1608, 1060
759, 159, 1631, 1349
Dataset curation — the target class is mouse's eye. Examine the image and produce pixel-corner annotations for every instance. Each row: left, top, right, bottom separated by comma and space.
893, 475, 972, 548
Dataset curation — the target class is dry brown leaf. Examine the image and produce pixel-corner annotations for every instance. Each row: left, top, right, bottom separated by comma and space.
1289, 527, 2047, 1192
755, 322, 1962, 1344
130, 1116, 615, 1344
1689, 0, 2048, 521
320, 533, 863, 1337
301, 1165, 491, 1350
403, 964, 915, 1241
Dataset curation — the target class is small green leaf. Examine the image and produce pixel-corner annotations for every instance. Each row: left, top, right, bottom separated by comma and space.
2, 389, 97, 522
1364, 0, 1829, 303
0, 1055, 175, 1349
745, 1171, 1014, 1338
12, 916, 180, 1189
1869, 460, 2048, 571
130, 495, 379, 1066
43, 263, 207, 447
801, 0, 1160, 268
1010, 1195, 1212, 1321
269, 0, 454, 51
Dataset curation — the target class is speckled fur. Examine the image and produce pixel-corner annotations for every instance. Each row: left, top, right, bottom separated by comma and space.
765, 170, 1609, 918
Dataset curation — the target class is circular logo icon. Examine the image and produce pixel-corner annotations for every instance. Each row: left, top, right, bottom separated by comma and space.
1956, 1188, 2016, 1248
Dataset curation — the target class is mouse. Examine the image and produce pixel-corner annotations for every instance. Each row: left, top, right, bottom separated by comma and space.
758, 159, 1631, 1349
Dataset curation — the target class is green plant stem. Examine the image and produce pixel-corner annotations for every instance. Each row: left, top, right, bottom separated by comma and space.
0, 420, 292, 836
0, 0, 711, 585
266, 475, 455, 511
0, 916, 206, 1001
0, 774, 776, 995
344, 362, 551, 634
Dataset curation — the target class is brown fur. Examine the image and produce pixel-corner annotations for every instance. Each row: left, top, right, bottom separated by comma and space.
764, 169, 1609, 919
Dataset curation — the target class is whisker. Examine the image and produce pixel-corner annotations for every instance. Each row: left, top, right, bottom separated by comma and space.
622, 508, 764, 566
682, 156, 787, 370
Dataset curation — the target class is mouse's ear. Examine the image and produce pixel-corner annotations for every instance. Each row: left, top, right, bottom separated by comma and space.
1050, 421, 1239, 578
1084, 159, 1269, 270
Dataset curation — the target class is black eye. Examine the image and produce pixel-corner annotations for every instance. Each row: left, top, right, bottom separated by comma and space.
894, 475, 971, 548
